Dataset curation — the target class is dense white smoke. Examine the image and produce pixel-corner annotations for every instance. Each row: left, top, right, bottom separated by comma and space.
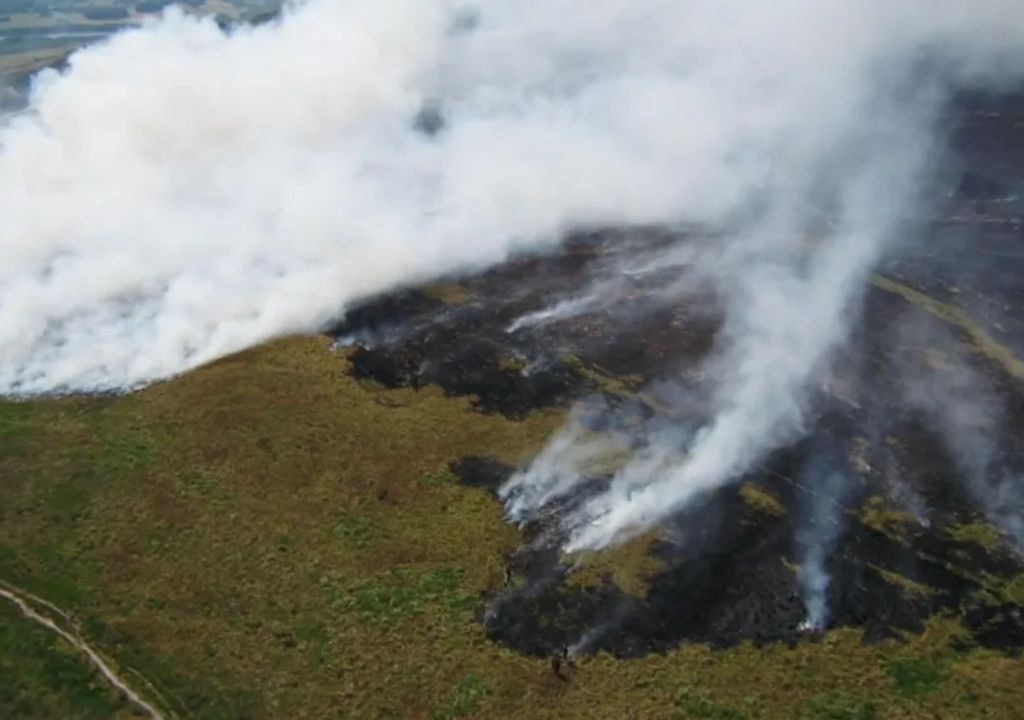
2, 2, 1024, 546
499, 1, 1024, 551
0, 0, 801, 392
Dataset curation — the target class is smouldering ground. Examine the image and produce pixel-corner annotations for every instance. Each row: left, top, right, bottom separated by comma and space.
1, 335, 1023, 719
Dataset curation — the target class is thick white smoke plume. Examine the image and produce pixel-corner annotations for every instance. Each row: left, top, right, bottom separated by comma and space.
498, 1, 1024, 551
2, 2, 1023, 546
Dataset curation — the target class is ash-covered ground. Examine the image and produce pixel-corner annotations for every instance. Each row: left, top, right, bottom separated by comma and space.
330, 89, 1024, 660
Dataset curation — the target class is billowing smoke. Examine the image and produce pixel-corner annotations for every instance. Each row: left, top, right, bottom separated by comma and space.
2, 3, 1024, 547
0, 0, 690, 393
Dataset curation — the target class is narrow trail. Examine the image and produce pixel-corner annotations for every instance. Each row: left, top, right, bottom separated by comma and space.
0, 579, 165, 720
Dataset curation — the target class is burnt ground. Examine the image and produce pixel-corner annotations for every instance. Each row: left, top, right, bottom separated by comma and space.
329, 90, 1024, 658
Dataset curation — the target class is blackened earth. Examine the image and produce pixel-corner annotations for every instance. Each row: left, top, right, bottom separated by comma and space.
331, 90, 1024, 658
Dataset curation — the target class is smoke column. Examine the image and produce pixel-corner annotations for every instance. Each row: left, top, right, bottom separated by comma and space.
795, 468, 852, 631
497, 1, 1024, 551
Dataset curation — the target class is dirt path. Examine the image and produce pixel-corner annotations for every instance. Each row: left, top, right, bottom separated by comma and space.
0, 579, 165, 720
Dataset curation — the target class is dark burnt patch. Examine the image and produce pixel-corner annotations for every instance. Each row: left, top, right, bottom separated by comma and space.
827, 525, 976, 639
331, 228, 725, 418
440, 210, 1024, 657
464, 432, 1024, 658
349, 337, 591, 418
482, 478, 816, 657
486, 500, 1024, 660
961, 603, 1024, 656
335, 285, 597, 417
450, 456, 513, 495
334, 89, 1024, 658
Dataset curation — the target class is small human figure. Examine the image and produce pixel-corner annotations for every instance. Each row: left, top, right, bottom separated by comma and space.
549, 644, 575, 681
550, 651, 564, 680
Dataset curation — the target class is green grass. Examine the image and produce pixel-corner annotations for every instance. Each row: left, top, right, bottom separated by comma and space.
858, 496, 917, 544
882, 658, 947, 699
871, 566, 937, 598
0, 401, 35, 451
948, 523, 1006, 552
675, 687, 748, 719
0, 336, 1021, 719
332, 566, 477, 623
739, 483, 786, 518
802, 696, 878, 720
566, 530, 667, 597
436, 674, 494, 719
0, 603, 132, 719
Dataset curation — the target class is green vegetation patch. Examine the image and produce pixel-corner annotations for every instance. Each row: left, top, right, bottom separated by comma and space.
858, 496, 917, 543
882, 657, 947, 698
422, 282, 472, 305
674, 687, 748, 719
1000, 572, 1024, 604
436, 673, 494, 719
739, 482, 786, 518
566, 531, 667, 598
0, 400, 35, 451
870, 274, 1024, 381
332, 566, 476, 622
948, 522, 1005, 552
802, 695, 878, 720
566, 354, 644, 399
871, 566, 938, 598
0, 602, 132, 719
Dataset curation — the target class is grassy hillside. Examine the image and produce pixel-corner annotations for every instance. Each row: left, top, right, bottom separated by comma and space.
1, 336, 1021, 719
